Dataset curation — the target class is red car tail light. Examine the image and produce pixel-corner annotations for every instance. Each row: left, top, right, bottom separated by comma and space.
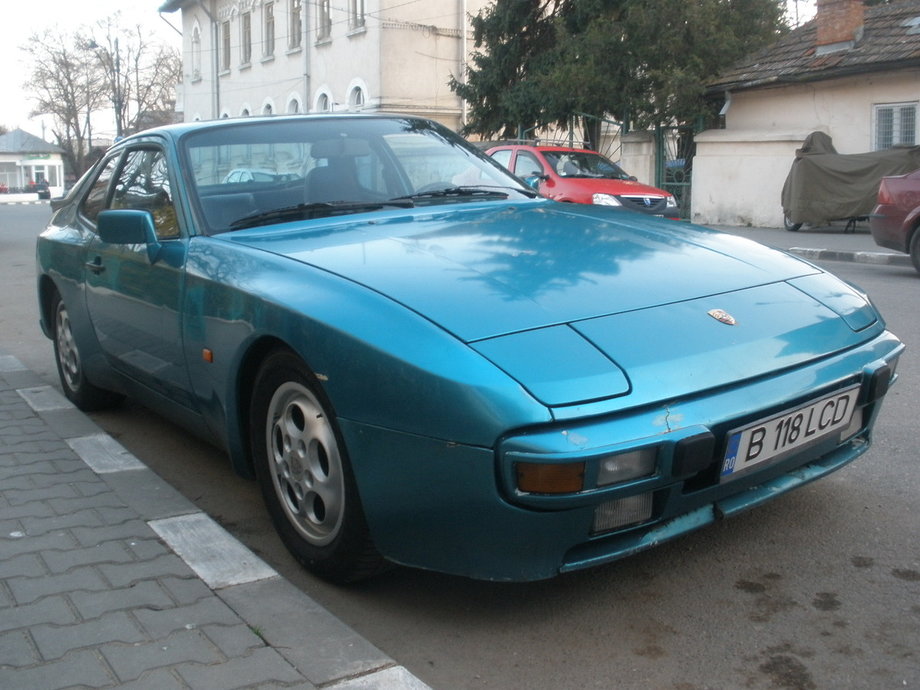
876, 180, 893, 205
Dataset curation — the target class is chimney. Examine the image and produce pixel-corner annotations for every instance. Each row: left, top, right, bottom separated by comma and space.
816, 0, 864, 54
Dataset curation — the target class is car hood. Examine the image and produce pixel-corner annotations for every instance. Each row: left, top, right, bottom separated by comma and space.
566, 177, 670, 197
230, 202, 879, 406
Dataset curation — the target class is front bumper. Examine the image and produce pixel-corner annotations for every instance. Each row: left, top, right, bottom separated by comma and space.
342, 330, 902, 581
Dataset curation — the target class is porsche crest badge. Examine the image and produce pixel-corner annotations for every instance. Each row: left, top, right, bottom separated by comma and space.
707, 308, 737, 326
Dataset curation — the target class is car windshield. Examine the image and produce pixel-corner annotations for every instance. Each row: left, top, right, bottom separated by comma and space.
183, 117, 533, 233
541, 150, 632, 180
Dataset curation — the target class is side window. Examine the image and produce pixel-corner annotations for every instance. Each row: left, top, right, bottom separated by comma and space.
111, 149, 180, 240
80, 156, 121, 223
490, 149, 512, 169
513, 152, 544, 178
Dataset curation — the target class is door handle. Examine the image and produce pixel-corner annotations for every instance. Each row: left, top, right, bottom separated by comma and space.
86, 258, 105, 274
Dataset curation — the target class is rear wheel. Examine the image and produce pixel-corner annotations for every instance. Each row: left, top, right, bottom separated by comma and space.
250, 348, 386, 582
51, 293, 122, 411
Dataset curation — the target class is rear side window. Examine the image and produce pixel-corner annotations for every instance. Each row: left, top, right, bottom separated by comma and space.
490, 149, 512, 169
80, 156, 121, 223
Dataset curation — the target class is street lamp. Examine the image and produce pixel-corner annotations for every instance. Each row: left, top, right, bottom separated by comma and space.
87, 38, 123, 139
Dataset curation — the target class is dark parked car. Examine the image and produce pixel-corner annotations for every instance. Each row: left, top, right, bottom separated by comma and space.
34, 180, 51, 200
37, 114, 902, 582
870, 168, 920, 274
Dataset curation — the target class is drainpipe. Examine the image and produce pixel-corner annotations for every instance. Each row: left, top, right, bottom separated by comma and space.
304, 0, 311, 111
461, 0, 468, 126
192, 0, 220, 119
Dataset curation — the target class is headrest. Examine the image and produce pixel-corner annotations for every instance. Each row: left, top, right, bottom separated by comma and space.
311, 137, 371, 159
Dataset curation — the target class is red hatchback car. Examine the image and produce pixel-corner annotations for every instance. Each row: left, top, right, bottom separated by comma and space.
486, 143, 679, 217
870, 168, 920, 274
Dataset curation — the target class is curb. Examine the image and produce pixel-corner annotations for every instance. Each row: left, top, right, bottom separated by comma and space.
0, 354, 431, 689
786, 246, 913, 267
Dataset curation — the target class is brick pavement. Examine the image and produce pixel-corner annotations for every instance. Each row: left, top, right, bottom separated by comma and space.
0, 354, 430, 689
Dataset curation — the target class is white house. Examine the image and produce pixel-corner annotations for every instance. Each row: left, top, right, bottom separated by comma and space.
0, 129, 66, 196
693, 0, 920, 227
158, 0, 489, 130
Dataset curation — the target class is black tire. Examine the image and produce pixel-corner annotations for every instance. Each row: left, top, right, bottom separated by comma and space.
910, 228, 920, 275
249, 348, 386, 583
51, 293, 123, 411
784, 214, 802, 232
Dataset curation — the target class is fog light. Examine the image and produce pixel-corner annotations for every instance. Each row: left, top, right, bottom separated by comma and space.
593, 493, 654, 533
516, 462, 585, 494
597, 448, 657, 486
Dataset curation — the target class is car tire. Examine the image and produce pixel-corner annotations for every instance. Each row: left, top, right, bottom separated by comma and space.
51, 293, 123, 411
910, 228, 920, 275
250, 348, 386, 583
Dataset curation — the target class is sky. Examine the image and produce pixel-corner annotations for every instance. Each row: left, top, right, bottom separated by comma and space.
0, 0, 181, 138
1, 0, 816, 142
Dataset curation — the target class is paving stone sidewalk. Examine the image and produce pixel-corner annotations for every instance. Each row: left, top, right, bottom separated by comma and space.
0, 354, 429, 689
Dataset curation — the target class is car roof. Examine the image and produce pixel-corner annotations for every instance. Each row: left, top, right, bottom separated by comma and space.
484, 141, 604, 155
117, 112, 433, 143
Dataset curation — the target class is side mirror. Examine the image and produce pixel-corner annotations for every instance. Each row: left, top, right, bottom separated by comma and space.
97, 209, 163, 263
522, 174, 548, 190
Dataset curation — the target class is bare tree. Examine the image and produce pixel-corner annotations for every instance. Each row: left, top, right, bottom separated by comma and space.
22, 29, 107, 175
87, 17, 182, 137
22, 15, 181, 176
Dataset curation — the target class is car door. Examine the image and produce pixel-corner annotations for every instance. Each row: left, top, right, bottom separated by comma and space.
82, 145, 195, 408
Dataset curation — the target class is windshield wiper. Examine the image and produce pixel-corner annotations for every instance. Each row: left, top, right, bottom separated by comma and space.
227, 199, 415, 230
392, 185, 518, 202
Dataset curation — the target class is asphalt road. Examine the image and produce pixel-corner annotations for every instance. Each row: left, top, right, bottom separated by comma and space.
4, 203, 918, 689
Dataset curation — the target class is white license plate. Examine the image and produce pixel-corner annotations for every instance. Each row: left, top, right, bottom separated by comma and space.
721, 386, 860, 480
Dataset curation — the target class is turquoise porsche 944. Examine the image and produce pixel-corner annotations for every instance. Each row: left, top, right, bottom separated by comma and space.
37, 115, 903, 582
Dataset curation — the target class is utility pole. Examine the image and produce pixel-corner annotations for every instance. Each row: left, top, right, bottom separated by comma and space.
114, 37, 123, 139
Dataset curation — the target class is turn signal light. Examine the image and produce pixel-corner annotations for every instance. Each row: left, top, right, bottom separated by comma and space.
516, 462, 585, 494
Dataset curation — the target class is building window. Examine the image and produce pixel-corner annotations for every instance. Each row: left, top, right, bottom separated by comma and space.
874, 102, 917, 150
317, 0, 332, 40
317, 93, 331, 112
264, 2, 275, 56
191, 26, 202, 80
241, 12, 252, 64
290, 0, 303, 48
288, 98, 300, 113
220, 21, 231, 71
349, 0, 365, 29
263, 103, 273, 116
349, 86, 365, 110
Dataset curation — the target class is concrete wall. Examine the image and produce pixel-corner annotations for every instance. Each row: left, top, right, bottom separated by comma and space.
691, 128, 819, 227
620, 131, 655, 186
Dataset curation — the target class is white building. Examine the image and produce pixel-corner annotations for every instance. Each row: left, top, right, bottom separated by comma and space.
0, 129, 66, 196
159, 0, 489, 130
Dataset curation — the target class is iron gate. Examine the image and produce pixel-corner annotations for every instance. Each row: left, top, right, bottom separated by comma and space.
655, 125, 695, 220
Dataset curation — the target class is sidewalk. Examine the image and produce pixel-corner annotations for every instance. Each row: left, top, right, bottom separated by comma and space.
707, 221, 913, 267
0, 221, 907, 689
0, 354, 429, 689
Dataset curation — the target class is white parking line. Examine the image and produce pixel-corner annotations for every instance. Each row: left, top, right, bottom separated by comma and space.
67, 433, 146, 473
149, 512, 279, 589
